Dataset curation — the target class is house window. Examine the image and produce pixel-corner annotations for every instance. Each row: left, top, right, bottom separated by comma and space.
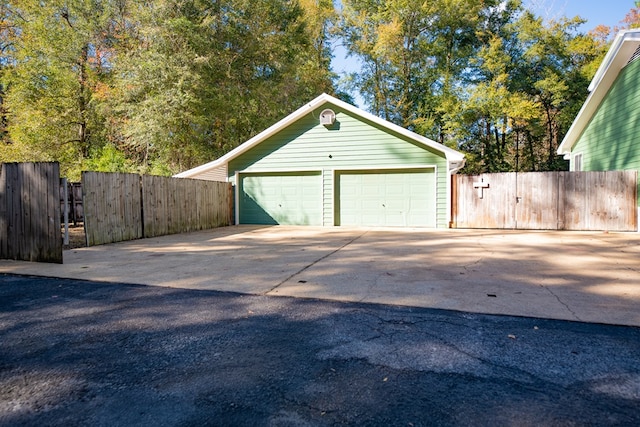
573, 153, 583, 171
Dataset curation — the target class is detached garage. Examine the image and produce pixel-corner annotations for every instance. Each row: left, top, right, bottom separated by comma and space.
176, 93, 465, 228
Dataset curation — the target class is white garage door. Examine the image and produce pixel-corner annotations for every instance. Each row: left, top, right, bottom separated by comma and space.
337, 169, 436, 227
239, 172, 322, 225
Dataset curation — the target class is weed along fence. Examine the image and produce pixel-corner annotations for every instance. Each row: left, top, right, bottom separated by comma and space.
452, 171, 638, 231
83, 172, 232, 246
0, 162, 63, 263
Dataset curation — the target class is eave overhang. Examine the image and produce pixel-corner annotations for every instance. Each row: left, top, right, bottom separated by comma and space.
558, 30, 640, 155
175, 93, 465, 178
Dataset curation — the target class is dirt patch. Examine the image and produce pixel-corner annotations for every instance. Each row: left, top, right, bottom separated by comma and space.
62, 225, 86, 249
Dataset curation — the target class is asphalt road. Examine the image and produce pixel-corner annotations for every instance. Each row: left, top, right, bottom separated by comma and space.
1, 274, 639, 426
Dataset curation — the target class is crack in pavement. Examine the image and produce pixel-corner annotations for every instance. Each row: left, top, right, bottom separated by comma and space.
328, 313, 549, 386
358, 267, 385, 303
462, 234, 491, 272
540, 284, 582, 322
264, 230, 370, 295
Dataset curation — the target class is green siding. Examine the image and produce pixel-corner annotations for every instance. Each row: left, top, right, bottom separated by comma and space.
322, 169, 333, 226
573, 58, 640, 205
229, 102, 450, 227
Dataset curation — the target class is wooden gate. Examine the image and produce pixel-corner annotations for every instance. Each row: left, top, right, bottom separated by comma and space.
452, 171, 638, 231
0, 162, 62, 263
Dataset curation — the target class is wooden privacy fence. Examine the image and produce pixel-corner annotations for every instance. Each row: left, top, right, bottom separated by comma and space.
83, 172, 142, 246
60, 180, 83, 224
0, 162, 62, 263
452, 171, 638, 231
142, 174, 231, 238
83, 172, 231, 246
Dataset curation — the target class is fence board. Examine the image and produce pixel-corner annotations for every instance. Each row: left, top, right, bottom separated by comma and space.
83, 171, 142, 246
140, 175, 230, 238
515, 172, 560, 229
0, 162, 62, 263
453, 173, 516, 228
453, 171, 637, 231
82, 172, 231, 245
0, 164, 6, 257
561, 171, 638, 231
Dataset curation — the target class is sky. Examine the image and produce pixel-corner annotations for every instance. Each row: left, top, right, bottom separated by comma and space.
527, 0, 634, 30
331, 0, 637, 106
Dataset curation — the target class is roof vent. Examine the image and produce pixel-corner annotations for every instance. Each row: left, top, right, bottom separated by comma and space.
319, 109, 336, 126
627, 45, 640, 65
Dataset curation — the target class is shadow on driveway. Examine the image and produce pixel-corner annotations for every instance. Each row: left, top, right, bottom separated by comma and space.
1, 226, 640, 326
1, 274, 640, 426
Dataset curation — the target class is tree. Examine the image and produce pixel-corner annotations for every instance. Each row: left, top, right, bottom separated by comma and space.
624, 2, 640, 28
108, 0, 336, 174
1, 0, 337, 177
0, 1, 17, 147
460, 34, 538, 173
2, 0, 116, 177
339, 0, 512, 141
513, 12, 604, 171
339, 0, 608, 173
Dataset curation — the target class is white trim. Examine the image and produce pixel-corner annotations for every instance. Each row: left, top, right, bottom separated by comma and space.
448, 159, 465, 175
446, 165, 452, 228
174, 93, 465, 179
446, 159, 466, 227
572, 153, 583, 172
234, 171, 240, 226
558, 30, 640, 155
331, 164, 437, 172
588, 31, 640, 92
235, 166, 325, 174
435, 166, 439, 227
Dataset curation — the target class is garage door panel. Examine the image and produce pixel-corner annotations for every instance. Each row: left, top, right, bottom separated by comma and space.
337, 169, 436, 227
240, 172, 321, 225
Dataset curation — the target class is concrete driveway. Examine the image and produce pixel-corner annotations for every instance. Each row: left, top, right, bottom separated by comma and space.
1, 226, 639, 326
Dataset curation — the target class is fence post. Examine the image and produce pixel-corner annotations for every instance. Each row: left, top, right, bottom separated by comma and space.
0, 163, 6, 257
228, 183, 234, 225
450, 174, 457, 228
62, 178, 69, 245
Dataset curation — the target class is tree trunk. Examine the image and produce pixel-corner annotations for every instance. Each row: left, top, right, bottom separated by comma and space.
77, 44, 89, 157
0, 82, 7, 141
549, 119, 559, 168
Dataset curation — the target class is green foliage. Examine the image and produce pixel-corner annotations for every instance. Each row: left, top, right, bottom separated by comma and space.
3, 0, 116, 173
105, 0, 337, 173
340, 0, 614, 173
340, 0, 511, 134
1, 0, 336, 175
0, 0, 630, 176
84, 143, 132, 172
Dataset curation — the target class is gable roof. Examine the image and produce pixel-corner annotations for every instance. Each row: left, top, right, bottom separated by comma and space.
175, 93, 465, 178
558, 29, 640, 156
